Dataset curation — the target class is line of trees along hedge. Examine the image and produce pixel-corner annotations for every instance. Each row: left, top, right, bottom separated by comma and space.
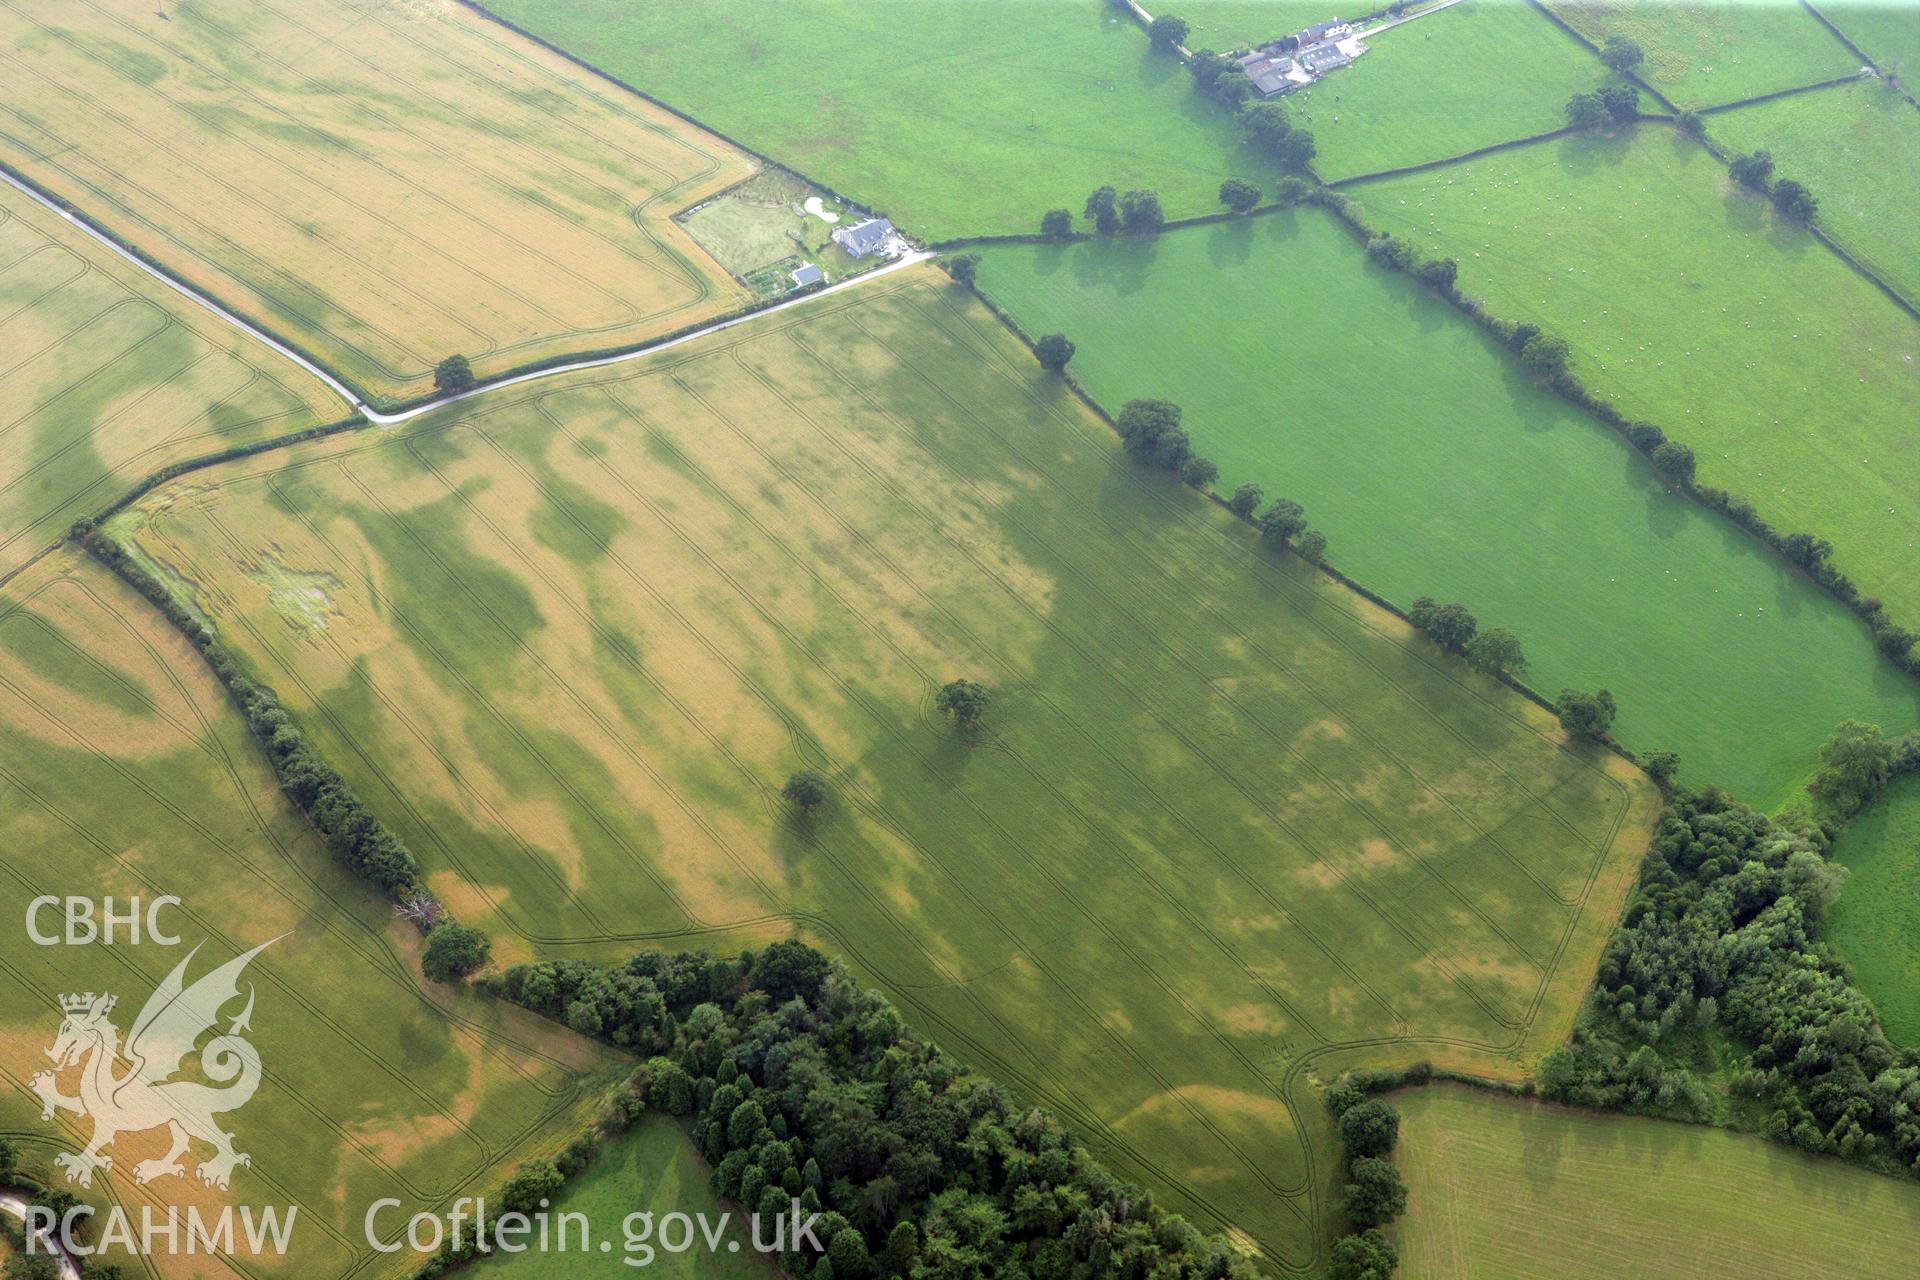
1539, 767, 1920, 1177
492, 942, 1259, 1280
1307, 177, 1920, 680
76, 527, 443, 912
1318, 1085, 1403, 1279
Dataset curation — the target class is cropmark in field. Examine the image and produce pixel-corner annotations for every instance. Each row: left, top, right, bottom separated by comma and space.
0, 0, 755, 404
975, 215, 1919, 806
1349, 126, 1920, 632
0, 549, 619, 1280
110, 269, 1659, 1271
0, 180, 340, 582
1393, 1083, 1920, 1278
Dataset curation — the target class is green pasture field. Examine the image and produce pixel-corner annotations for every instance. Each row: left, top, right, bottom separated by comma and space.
0, 549, 619, 1280
478, 1118, 771, 1280
975, 216, 1917, 806
1349, 126, 1920, 634
1547, 0, 1861, 107
1827, 773, 1920, 1045
1161, 0, 1347, 50
475, 0, 1294, 240
0, 184, 340, 582
1822, 2, 1920, 77
0, 0, 754, 403
1393, 1083, 1920, 1278
1283, 0, 1610, 181
1708, 77, 1920, 305
113, 269, 1657, 1273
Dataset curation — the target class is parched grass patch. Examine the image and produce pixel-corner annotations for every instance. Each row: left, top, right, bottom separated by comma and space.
1548, 0, 1862, 108
0, 0, 755, 403
1284, 0, 1609, 181
476, 0, 1300, 240
0, 549, 620, 1280
118, 269, 1658, 1272
0, 184, 339, 580
1394, 1083, 1920, 1278
975, 216, 1918, 806
1350, 126, 1920, 633
1707, 77, 1920, 305
1827, 773, 1920, 1045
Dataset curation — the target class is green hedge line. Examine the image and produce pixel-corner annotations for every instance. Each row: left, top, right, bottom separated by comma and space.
77, 527, 426, 902
1308, 185, 1920, 684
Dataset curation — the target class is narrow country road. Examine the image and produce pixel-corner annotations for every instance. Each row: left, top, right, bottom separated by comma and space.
0, 1193, 82, 1280
1356, 0, 1466, 41
0, 166, 933, 429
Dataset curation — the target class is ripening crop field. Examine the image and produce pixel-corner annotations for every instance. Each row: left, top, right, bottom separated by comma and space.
0, 549, 619, 1280
1393, 1084, 1920, 1278
0, 182, 340, 580
1827, 773, 1920, 1045
475, 0, 1295, 240
1283, 0, 1609, 181
1547, 0, 1862, 107
1350, 126, 1920, 634
0, 0, 753, 404
112, 270, 1657, 1273
1707, 78, 1920, 306
974, 214, 1919, 806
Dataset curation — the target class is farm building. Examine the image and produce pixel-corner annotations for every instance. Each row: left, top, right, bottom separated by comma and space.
832, 215, 900, 258
1295, 18, 1353, 44
1238, 50, 1310, 97
791, 262, 824, 288
1297, 42, 1354, 74
1237, 17, 1366, 96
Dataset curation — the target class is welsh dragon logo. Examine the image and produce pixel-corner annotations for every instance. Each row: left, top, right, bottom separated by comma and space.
31, 939, 276, 1191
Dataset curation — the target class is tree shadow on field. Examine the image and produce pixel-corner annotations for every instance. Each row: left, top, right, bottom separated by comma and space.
1135, 43, 1181, 91
1630, 450, 1689, 542
1028, 240, 1070, 280
1207, 217, 1254, 270
1068, 233, 1160, 296
1554, 126, 1633, 181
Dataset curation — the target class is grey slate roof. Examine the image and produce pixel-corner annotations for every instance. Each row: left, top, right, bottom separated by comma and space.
837, 217, 894, 256
791, 263, 824, 287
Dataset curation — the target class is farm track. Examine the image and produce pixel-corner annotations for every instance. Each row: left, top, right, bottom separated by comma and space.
121, 277, 1649, 1268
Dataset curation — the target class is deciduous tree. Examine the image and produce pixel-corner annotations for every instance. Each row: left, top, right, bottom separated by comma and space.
1035, 333, 1076, 372
783, 770, 829, 810
1085, 185, 1121, 233
1219, 178, 1262, 213
1555, 687, 1617, 738
422, 921, 491, 982
936, 678, 990, 726
434, 354, 475, 394
1600, 35, 1644, 73
1147, 13, 1189, 48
